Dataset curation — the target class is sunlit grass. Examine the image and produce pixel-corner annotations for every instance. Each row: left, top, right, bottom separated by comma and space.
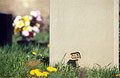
0, 32, 119, 78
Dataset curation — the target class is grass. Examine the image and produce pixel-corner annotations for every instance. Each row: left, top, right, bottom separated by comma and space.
0, 32, 50, 77
86, 67, 119, 78
0, 31, 119, 78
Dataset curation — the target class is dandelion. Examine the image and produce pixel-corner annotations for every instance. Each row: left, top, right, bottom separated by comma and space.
32, 52, 37, 55
43, 72, 49, 76
34, 69, 41, 73
30, 70, 35, 75
116, 74, 120, 76
30, 69, 41, 75
36, 72, 44, 77
30, 68, 49, 77
47, 66, 57, 72
47, 44, 50, 48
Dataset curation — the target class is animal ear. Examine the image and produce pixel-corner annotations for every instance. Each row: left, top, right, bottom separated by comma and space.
70, 52, 81, 59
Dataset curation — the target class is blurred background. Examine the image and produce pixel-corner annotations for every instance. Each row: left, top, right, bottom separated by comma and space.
0, 0, 49, 32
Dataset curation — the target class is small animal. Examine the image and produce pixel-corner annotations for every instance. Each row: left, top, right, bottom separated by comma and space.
67, 52, 81, 67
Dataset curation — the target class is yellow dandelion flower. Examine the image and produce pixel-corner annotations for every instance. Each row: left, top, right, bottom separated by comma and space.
47, 67, 53, 71
30, 70, 35, 75
34, 69, 40, 73
47, 67, 57, 72
43, 72, 49, 76
32, 52, 37, 55
116, 74, 120, 76
52, 68, 57, 71
36, 72, 44, 77
47, 44, 50, 48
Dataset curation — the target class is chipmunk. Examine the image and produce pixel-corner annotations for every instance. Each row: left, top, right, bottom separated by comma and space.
67, 52, 81, 67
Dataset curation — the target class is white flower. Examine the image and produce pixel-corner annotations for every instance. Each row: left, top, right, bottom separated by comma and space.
16, 16, 22, 20
30, 11, 37, 17
28, 16, 32, 20
13, 16, 22, 26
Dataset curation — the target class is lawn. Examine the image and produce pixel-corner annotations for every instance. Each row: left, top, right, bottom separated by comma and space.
0, 31, 119, 78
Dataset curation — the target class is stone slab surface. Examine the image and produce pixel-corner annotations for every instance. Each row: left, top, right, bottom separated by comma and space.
50, 0, 119, 67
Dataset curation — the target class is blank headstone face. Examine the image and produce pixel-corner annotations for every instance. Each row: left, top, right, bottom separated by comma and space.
50, 0, 119, 67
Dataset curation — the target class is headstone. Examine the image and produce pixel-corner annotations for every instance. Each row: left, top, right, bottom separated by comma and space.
50, 0, 119, 68
0, 13, 12, 46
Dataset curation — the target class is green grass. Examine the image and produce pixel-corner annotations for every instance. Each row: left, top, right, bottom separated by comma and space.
0, 32, 50, 77
86, 67, 119, 78
0, 45, 29, 77
0, 31, 119, 78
